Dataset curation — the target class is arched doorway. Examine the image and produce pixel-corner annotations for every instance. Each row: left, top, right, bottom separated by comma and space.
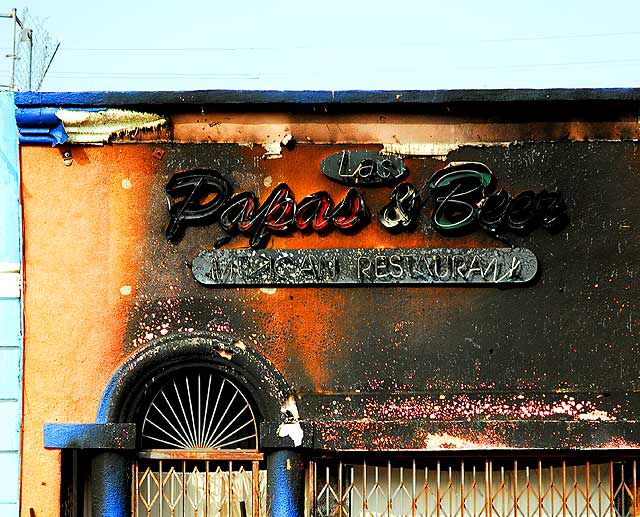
131, 364, 265, 516
58, 332, 307, 517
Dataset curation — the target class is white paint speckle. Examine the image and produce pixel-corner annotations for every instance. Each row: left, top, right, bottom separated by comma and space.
578, 410, 615, 422
120, 285, 132, 295
260, 287, 277, 295
263, 176, 273, 187
121, 179, 132, 189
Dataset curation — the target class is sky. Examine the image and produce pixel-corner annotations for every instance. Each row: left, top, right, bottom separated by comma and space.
3, 0, 640, 91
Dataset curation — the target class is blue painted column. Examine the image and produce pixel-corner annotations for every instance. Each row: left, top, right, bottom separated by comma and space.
91, 452, 130, 517
43, 423, 136, 516
267, 449, 305, 517
0, 92, 21, 516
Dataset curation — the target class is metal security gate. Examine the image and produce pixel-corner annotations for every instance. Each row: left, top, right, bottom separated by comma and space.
310, 457, 640, 517
132, 450, 266, 517
132, 368, 266, 516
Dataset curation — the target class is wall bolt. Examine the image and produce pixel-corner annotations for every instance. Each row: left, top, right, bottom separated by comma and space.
61, 150, 73, 166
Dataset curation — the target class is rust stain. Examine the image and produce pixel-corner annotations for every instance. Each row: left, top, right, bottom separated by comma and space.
166, 112, 640, 146
251, 288, 348, 392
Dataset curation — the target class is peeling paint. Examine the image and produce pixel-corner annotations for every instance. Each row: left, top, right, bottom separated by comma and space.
56, 109, 166, 144
278, 394, 304, 447
578, 409, 616, 422
278, 423, 304, 447
232, 340, 246, 351
415, 431, 508, 450
281, 134, 294, 147
317, 421, 509, 450
216, 349, 233, 360
381, 142, 512, 159
261, 133, 293, 159
262, 141, 283, 159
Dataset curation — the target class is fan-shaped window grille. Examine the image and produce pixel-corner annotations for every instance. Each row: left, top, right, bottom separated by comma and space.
133, 368, 266, 516
140, 368, 259, 450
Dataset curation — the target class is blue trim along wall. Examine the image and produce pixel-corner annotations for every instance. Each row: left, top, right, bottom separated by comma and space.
14, 88, 640, 108
0, 92, 21, 517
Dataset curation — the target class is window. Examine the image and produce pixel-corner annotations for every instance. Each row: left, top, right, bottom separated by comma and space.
132, 367, 266, 516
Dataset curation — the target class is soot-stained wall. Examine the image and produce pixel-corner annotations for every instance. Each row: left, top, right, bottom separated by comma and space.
19, 102, 639, 516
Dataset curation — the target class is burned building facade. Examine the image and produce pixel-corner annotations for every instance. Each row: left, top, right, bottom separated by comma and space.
5, 89, 640, 516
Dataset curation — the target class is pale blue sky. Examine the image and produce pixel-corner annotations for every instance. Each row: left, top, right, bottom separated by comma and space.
4, 0, 640, 91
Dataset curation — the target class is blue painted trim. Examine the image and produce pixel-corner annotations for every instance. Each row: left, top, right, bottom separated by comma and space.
14, 88, 640, 108
43, 423, 136, 449
14, 107, 68, 146
15, 90, 334, 107
96, 332, 291, 425
0, 92, 21, 511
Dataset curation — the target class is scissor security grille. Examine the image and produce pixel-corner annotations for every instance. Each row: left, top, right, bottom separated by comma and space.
132, 452, 266, 517
310, 457, 639, 517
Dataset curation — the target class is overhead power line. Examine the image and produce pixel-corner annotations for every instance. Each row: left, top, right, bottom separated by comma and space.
49, 71, 284, 78
47, 56, 640, 80
55, 30, 640, 52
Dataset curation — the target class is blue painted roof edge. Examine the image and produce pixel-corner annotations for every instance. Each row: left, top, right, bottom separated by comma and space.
14, 107, 68, 146
14, 88, 640, 107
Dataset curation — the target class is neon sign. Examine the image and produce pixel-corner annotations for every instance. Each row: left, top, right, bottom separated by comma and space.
427, 163, 568, 236
164, 161, 567, 249
165, 170, 369, 249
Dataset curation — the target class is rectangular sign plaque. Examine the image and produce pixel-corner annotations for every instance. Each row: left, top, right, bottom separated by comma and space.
191, 248, 537, 286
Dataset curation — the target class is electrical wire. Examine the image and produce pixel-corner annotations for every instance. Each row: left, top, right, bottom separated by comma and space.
49, 30, 640, 53
46, 56, 640, 79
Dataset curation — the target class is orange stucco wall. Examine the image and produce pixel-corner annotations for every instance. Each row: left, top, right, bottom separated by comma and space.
20, 145, 155, 516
